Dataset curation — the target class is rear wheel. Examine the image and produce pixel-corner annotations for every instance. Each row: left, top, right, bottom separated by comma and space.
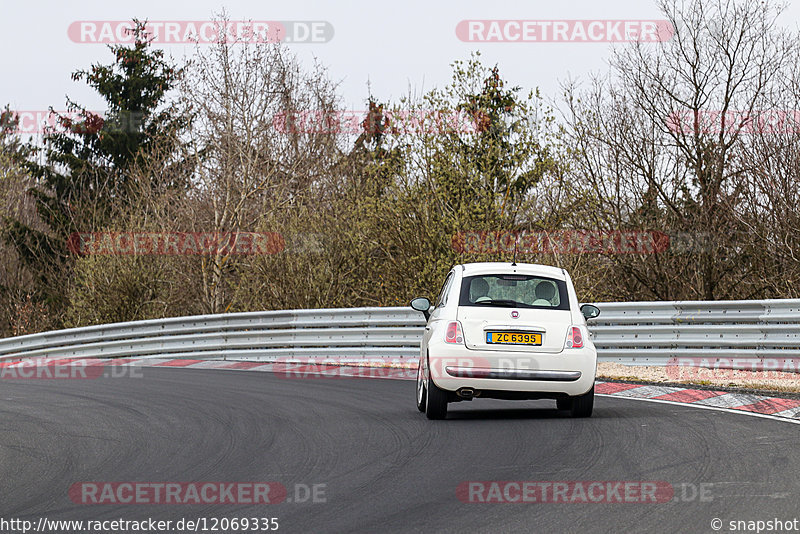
569, 387, 594, 418
556, 398, 572, 411
416, 364, 427, 412
425, 372, 448, 420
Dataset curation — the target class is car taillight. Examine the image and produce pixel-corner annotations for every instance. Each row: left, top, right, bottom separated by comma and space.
565, 326, 584, 349
445, 321, 465, 344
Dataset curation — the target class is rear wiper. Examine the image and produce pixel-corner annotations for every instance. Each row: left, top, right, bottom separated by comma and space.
474, 299, 520, 307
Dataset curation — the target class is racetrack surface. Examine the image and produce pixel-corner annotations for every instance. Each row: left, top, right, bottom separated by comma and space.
0, 368, 797, 533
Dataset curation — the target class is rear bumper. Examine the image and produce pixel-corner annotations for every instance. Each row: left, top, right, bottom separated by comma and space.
425, 342, 596, 397
445, 367, 581, 381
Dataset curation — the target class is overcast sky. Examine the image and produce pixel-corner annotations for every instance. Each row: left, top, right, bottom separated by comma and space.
4, 0, 800, 124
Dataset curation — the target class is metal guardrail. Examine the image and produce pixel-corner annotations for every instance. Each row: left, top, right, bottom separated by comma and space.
589, 299, 800, 368
0, 308, 426, 362
0, 300, 799, 369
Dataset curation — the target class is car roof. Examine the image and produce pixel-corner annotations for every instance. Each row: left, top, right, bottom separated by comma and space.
456, 262, 567, 280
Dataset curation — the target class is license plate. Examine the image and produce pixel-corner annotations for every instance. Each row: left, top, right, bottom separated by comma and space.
486, 332, 542, 345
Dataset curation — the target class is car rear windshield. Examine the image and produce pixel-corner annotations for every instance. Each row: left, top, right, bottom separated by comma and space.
458, 274, 570, 310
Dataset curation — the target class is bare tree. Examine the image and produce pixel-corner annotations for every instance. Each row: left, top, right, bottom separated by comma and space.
735, 61, 800, 297
0, 112, 55, 334
179, 17, 344, 313
562, 0, 798, 300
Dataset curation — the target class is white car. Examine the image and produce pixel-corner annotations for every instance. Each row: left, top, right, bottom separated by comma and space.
411, 262, 600, 419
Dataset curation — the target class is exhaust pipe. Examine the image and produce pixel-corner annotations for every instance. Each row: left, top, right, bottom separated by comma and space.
457, 387, 476, 399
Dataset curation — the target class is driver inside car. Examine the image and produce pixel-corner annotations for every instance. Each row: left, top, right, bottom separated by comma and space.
469, 278, 491, 303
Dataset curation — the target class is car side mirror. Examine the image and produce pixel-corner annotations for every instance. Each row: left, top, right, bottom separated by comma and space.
410, 297, 432, 320
580, 304, 600, 320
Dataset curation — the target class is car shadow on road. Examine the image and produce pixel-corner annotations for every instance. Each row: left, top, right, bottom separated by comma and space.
445, 407, 572, 420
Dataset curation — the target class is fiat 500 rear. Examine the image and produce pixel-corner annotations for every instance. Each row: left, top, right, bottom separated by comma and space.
411, 263, 600, 419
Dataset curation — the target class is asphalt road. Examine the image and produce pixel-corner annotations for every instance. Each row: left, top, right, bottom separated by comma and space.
0, 368, 798, 534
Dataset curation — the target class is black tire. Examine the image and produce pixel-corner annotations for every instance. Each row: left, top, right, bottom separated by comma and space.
416, 364, 427, 412
556, 397, 572, 411
425, 372, 448, 420
569, 386, 594, 418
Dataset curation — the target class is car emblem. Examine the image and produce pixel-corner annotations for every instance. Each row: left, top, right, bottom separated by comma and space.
511, 310, 519, 318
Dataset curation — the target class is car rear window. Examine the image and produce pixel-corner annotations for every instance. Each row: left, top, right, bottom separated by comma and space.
458, 274, 570, 310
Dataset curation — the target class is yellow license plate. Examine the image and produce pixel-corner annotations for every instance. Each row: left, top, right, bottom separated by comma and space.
486, 332, 542, 345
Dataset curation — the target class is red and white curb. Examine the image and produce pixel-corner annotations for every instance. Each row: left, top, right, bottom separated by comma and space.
5, 357, 800, 422
128, 357, 417, 379
595, 381, 800, 421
